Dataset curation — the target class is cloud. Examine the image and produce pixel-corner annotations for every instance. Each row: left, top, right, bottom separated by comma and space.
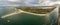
0, 0, 40, 6
7, 0, 22, 2
2, 0, 60, 6
7, 0, 18, 2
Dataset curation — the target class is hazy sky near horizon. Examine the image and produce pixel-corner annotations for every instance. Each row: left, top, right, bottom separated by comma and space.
0, 0, 60, 6
0, 0, 40, 6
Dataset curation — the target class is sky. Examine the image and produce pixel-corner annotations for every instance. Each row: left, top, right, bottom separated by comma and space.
0, 0, 40, 6
0, 0, 60, 6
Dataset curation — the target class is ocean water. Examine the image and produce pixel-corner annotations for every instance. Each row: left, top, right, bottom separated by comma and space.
0, 6, 58, 25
